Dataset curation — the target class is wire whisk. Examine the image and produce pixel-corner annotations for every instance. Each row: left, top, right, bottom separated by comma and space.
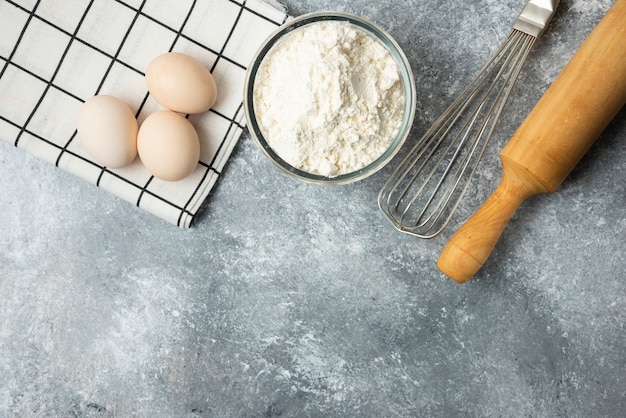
378, 0, 559, 238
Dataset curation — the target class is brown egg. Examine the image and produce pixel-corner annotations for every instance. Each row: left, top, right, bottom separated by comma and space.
145, 52, 217, 114
137, 110, 200, 181
77, 95, 138, 168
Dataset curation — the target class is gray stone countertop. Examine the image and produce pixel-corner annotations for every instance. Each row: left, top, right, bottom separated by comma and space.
1, 0, 624, 416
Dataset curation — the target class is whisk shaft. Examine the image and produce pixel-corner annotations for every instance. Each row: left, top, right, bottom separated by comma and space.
379, 30, 537, 238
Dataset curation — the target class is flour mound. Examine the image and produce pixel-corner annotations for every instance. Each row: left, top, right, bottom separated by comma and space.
254, 21, 405, 177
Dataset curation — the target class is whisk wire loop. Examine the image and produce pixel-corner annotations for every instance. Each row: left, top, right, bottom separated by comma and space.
379, 30, 537, 238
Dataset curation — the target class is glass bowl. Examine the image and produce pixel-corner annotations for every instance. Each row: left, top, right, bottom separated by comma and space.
243, 11, 416, 185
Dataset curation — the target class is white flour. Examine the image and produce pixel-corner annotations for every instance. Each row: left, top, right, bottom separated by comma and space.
253, 21, 405, 177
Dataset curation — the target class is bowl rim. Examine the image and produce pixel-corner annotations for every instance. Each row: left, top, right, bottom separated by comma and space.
243, 11, 417, 185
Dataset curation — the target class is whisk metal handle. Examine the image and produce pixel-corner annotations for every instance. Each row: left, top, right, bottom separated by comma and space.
513, 0, 560, 37
438, 0, 626, 283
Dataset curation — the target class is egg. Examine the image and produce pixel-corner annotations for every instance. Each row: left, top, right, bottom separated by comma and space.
76, 95, 138, 168
145, 52, 218, 114
137, 110, 200, 181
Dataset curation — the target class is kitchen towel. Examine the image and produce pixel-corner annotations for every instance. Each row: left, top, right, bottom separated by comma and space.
0, 0, 288, 227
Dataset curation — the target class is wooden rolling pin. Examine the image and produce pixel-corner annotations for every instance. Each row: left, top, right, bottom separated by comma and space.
437, 0, 626, 283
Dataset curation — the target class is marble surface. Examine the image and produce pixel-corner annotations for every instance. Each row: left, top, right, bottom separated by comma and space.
1, 0, 625, 416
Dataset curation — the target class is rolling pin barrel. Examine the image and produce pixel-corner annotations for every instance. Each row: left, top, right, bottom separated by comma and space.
437, 0, 626, 283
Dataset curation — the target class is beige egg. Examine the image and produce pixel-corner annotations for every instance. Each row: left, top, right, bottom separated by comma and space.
145, 52, 217, 114
137, 110, 200, 181
76, 95, 138, 168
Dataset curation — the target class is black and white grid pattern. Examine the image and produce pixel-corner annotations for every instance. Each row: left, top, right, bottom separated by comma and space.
0, 0, 288, 227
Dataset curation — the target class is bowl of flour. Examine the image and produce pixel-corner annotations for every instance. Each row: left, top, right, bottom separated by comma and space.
244, 11, 416, 185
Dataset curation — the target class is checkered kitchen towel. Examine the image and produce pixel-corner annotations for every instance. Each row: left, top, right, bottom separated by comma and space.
0, 0, 288, 227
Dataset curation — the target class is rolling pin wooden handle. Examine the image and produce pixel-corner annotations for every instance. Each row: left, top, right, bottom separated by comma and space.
438, 0, 626, 283
437, 162, 544, 283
